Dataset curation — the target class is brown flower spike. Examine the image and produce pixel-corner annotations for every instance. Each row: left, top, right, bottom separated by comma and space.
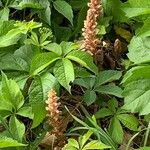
82, 0, 103, 54
46, 89, 62, 136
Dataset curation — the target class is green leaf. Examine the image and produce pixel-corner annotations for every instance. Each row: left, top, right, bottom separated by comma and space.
108, 99, 118, 113
83, 90, 96, 106
117, 114, 139, 131
66, 50, 98, 74
95, 108, 113, 119
4, 71, 28, 90
122, 79, 150, 115
127, 36, 150, 64
0, 136, 27, 148
122, 0, 150, 18
29, 72, 59, 128
136, 17, 150, 37
53, 58, 74, 93
80, 130, 93, 148
17, 106, 34, 119
9, 116, 25, 142
109, 117, 123, 144
95, 70, 122, 86
66, 138, 79, 149
95, 85, 123, 98
0, 7, 9, 21
60, 41, 79, 55
44, 43, 62, 56
30, 52, 60, 75
53, 0, 73, 25
83, 140, 111, 150
12, 0, 43, 10
1, 73, 24, 110
139, 147, 150, 150
74, 77, 95, 89
103, 0, 127, 22
121, 65, 150, 85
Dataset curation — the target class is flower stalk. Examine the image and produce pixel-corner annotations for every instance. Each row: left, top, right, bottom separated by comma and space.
82, 0, 103, 54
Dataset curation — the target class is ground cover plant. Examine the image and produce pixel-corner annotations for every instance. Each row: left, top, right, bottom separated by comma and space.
0, 0, 150, 149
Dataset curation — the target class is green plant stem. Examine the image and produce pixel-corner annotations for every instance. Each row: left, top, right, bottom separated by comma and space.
126, 129, 146, 150
144, 121, 150, 146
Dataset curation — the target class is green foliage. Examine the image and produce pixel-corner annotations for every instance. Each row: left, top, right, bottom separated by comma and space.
0, 0, 150, 149
30, 41, 97, 92
63, 130, 111, 150
95, 99, 139, 144
74, 70, 122, 105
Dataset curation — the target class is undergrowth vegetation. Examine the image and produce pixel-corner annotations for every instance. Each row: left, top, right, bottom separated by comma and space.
0, 0, 150, 149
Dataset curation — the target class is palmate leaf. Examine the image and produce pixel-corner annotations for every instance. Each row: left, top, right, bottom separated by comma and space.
53, 58, 75, 93
66, 50, 98, 74
0, 136, 27, 148
29, 72, 59, 128
122, 79, 150, 115
53, 0, 73, 25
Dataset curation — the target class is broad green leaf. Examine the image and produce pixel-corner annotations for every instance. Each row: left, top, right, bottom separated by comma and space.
0, 28, 22, 47
60, 41, 79, 55
109, 117, 123, 144
122, 0, 150, 18
95, 85, 123, 98
0, 7, 9, 21
74, 77, 95, 89
12, 0, 43, 10
53, 0, 73, 25
136, 17, 150, 37
95, 70, 122, 86
122, 7, 150, 18
123, 79, 150, 115
17, 106, 34, 119
9, 116, 25, 142
83, 140, 111, 150
5, 71, 29, 90
74, 66, 92, 78
1, 73, 24, 110
122, 65, 150, 85
0, 45, 37, 72
53, 58, 74, 92
0, 136, 27, 148
102, 0, 127, 22
117, 114, 139, 131
29, 72, 59, 128
66, 50, 98, 74
44, 43, 62, 56
83, 90, 96, 106
127, 36, 150, 64
95, 108, 113, 119
30, 52, 60, 75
